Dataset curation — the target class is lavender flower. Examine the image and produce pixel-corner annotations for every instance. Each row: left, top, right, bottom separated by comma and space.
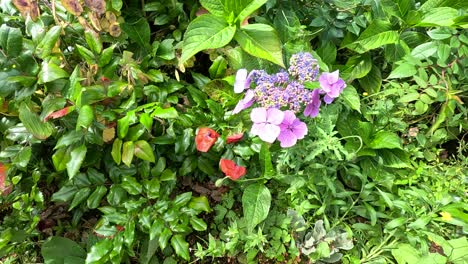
232, 89, 255, 114
319, 70, 346, 104
278, 111, 308, 148
250, 107, 284, 143
288, 52, 320, 82
304, 89, 321, 117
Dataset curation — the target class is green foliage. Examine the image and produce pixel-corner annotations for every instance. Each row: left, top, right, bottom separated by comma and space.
0, 0, 466, 263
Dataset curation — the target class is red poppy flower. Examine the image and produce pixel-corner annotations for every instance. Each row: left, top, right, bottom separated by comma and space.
195, 127, 220, 152
226, 133, 244, 144
220, 159, 246, 180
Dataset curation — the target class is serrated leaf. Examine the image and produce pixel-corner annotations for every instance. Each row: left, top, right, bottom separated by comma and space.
233, 0, 268, 23
171, 235, 190, 261
242, 183, 271, 233
134, 140, 155, 163
67, 144, 87, 179
234, 24, 284, 67
344, 20, 399, 53
180, 14, 236, 64
417, 7, 458, 27
200, 0, 225, 17
379, 149, 411, 168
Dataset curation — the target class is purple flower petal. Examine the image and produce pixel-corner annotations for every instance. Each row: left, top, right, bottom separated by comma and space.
304, 89, 321, 117
232, 90, 255, 114
250, 107, 267, 123
259, 124, 281, 143
234, 69, 249, 93
323, 94, 334, 104
278, 129, 297, 148
266, 108, 284, 125
281, 110, 296, 125
250, 122, 265, 136
292, 120, 308, 139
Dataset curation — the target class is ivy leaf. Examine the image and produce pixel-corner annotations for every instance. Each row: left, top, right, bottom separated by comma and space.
134, 140, 155, 163
171, 235, 190, 261
234, 24, 284, 67
180, 14, 236, 64
67, 144, 87, 179
242, 183, 271, 233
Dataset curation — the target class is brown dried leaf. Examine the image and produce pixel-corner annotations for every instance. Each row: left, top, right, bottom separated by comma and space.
108, 22, 121, 37
84, 0, 106, 15
89, 12, 102, 31
103, 127, 115, 143
60, 0, 83, 16
12, 0, 40, 21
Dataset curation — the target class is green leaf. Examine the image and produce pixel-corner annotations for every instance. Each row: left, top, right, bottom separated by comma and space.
171, 235, 190, 261
387, 63, 417, 79
67, 144, 87, 179
0, 24, 23, 57
36, 25, 62, 58
392, 244, 421, 264
420, 0, 468, 11
111, 138, 122, 165
209, 56, 228, 79
52, 148, 70, 172
411, 42, 437, 59
200, 0, 225, 17
139, 113, 153, 132
358, 64, 382, 94
42, 236, 86, 264
180, 14, 236, 64
122, 141, 135, 167
121, 176, 142, 197
417, 7, 459, 27
19, 103, 54, 140
233, 0, 268, 23
159, 228, 172, 250
76, 44, 95, 63
188, 196, 211, 212
385, 217, 407, 230
408, 215, 432, 229
85, 29, 102, 54
242, 183, 271, 233
69, 187, 91, 210
134, 140, 155, 163
51, 185, 78, 202
87, 186, 107, 209
259, 143, 274, 179
38, 60, 70, 84
86, 238, 113, 263
190, 216, 208, 231
341, 85, 361, 113
151, 107, 179, 119
344, 20, 399, 53
234, 24, 284, 67
173, 192, 192, 207
369, 131, 402, 149
379, 149, 411, 168
76, 105, 94, 130
121, 17, 151, 49
344, 53, 372, 79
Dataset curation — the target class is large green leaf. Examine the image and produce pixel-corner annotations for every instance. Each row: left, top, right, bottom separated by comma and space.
42, 236, 86, 264
86, 239, 113, 263
38, 60, 70, 84
369, 131, 402, 150
19, 103, 53, 140
180, 14, 236, 64
387, 62, 417, 79
134, 140, 155, 163
234, 24, 284, 67
420, 0, 468, 12
200, 0, 225, 17
231, 0, 268, 23
76, 105, 94, 130
35, 25, 62, 59
121, 17, 151, 50
67, 145, 87, 179
417, 7, 459, 27
242, 183, 271, 233
171, 235, 190, 261
344, 20, 399, 53
410, 42, 437, 59
0, 24, 23, 57
358, 64, 382, 94
341, 85, 361, 113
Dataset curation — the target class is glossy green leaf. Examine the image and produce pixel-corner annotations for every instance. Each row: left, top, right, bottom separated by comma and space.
199, 0, 225, 17
42, 236, 86, 264
53, 148, 70, 172
51, 185, 78, 202
139, 112, 153, 132
121, 175, 142, 195
341, 85, 361, 113
98, 45, 114, 67
180, 14, 236, 64
76, 105, 94, 130
385, 217, 407, 230
122, 141, 135, 167
85, 29, 102, 54
87, 186, 107, 209
417, 7, 458, 27
55, 131, 83, 149
67, 144, 87, 179
69, 187, 91, 210
0, 24, 23, 57
159, 228, 172, 250
188, 196, 211, 212
76, 44, 95, 63
111, 138, 122, 165
151, 107, 178, 119
242, 183, 271, 232
234, 24, 284, 67
171, 235, 190, 261
358, 64, 382, 94
36, 25, 62, 58
369, 131, 402, 149
134, 140, 155, 163
231, 0, 268, 23
344, 20, 399, 53
259, 143, 274, 179
86, 238, 113, 263
38, 60, 70, 84
344, 54, 372, 79
190, 216, 207, 231
19, 103, 53, 140
208, 56, 228, 79
173, 192, 192, 207
411, 42, 437, 59
387, 63, 417, 79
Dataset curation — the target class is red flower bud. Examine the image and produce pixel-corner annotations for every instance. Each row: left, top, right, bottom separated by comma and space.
220, 159, 246, 180
226, 133, 244, 144
195, 127, 220, 152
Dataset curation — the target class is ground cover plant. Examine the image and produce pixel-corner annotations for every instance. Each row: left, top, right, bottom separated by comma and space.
0, 0, 467, 263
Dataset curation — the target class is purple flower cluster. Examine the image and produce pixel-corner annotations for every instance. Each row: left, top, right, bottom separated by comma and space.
232, 52, 346, 147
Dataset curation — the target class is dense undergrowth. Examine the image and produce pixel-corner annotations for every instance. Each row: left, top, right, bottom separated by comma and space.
0, 0, 467, 263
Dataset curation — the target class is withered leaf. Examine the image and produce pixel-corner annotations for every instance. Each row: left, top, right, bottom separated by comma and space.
60, 0, 83, 16
103, 127, 115, 143
108, 22, 121, 37
89, 12, 102, 31
84, 0, 106, 15
12, 0, 40, 21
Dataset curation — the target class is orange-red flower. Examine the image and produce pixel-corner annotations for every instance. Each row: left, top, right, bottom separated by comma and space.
220, 159, 246, 180
195, 127, 220, 152
226, 133, 244, 144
